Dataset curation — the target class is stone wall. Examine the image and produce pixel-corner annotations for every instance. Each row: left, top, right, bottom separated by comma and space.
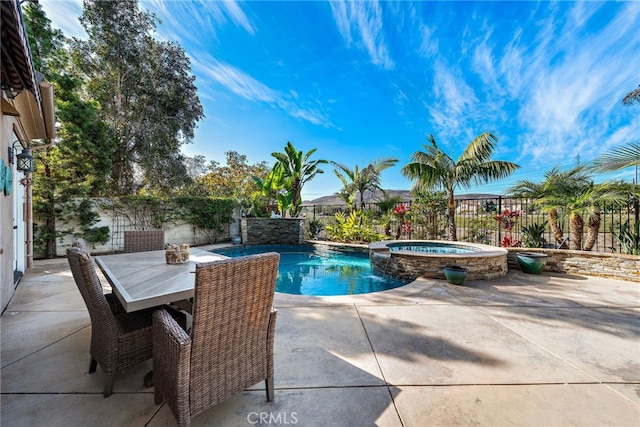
310, 240, 370, 255
241, 218, 305, 245
368, 241, 508, 281
369, 252, 508, 281
506, 248, 640, 282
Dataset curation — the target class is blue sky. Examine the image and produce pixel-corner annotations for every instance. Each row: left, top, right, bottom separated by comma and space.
43, 1, 639, 201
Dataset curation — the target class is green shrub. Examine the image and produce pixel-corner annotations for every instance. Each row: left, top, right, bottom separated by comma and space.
325, 211, 385, 243
307, 219, 324, 239
521, 221, 548, 248
461, 216, 496, 245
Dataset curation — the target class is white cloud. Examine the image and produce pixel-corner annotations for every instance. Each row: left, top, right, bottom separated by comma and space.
513, 2, 640, 164
191, 55, 333, 128
418, 23, 438, 59
427, 60, 505, 148
329, 0, 394, 70
40, 0, 86, 39
219, 0, 254, 35
141, 0, 253, 48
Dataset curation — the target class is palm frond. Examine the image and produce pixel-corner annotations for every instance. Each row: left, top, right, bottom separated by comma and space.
458, 131, 498, 163
622, 85, 640, 106
592, 142, 640, 172
469, 160, 520, 185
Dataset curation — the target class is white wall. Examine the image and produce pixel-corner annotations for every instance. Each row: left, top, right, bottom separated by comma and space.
1, 114, 27, 312
50, 203, 242, 257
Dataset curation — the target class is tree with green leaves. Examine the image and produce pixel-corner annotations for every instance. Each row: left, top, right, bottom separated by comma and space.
332, 158, 398, 209
72, 0, 203, 195
408, 191, 449, 240
199, 151, 270, 199
271, 141, 327, 217
24, 3, 114, 257
402, 132, 519, 241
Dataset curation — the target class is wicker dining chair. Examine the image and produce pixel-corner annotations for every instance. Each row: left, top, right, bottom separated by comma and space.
66, 246, 185, 397
71, 238, 124, 315
123, 230, 165, 253
152, 252, 280, 427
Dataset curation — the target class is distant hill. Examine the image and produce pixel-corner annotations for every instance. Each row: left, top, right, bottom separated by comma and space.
304, 190, 502, 206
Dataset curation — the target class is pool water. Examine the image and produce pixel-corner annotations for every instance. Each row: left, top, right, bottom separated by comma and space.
210, 245, 408, 296
389, 242, 478, 253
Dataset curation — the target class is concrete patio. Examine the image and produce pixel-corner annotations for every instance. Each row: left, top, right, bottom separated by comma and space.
1, 251, 639, 426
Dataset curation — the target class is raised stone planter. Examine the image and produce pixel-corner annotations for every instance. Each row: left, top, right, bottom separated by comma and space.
506, 248, 640, 282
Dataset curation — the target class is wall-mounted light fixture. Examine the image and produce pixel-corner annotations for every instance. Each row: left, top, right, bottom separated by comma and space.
17, 148, 34, 173
9, 141, 34, 173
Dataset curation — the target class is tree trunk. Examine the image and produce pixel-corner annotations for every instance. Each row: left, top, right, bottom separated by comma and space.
569, 213, 584, 250
43, 162, 56, 258
547, 208, 565, 246
448, 191, 457, 241
45, 216, 56, 258
583, 211, 601, 251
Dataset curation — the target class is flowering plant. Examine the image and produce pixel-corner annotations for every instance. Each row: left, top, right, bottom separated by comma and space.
393, 205, 408, 216
494, 209, 521, 247
393, 204, 411, 238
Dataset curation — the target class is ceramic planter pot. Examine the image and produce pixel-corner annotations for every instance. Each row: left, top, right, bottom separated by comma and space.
443, 265, 468, 285
517, 252, 548, 274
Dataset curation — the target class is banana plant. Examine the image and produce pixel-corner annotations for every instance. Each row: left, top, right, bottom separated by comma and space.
252, 163, 286, 216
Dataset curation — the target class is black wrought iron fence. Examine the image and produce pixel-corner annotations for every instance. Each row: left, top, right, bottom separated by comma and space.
301, 195, 639, 254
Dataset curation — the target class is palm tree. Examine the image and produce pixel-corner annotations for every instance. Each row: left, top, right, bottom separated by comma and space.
510, 166, 609, 251
332, 157, 398, 209
271, 141, 327, 217
402, 132, 519, 241
510, 167, 587, 247
542, 186, 597, 251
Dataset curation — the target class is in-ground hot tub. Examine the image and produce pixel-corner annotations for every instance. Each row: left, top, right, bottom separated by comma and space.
369, 240, 508, 281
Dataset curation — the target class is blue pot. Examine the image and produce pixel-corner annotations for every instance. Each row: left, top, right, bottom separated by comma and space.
517, 252, 548, 274
443, 265, 468, 285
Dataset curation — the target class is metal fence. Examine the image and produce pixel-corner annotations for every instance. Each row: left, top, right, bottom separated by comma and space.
301, 195, 639, 253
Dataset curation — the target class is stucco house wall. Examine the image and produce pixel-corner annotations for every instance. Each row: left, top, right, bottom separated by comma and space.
1, 117, 23, 311
1, 0, 56, 312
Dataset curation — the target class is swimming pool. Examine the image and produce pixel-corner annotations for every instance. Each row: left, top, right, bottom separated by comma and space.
210, 245, 408, 296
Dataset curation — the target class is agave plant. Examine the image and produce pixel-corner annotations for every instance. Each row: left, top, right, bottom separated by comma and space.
610, 220, 640, 255
307, 219, 324, 239
520, 221, 548, 248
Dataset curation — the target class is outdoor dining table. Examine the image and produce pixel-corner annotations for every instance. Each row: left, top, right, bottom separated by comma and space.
95, 247, 227, 313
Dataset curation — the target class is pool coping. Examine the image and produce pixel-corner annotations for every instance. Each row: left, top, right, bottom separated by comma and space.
369, 239, 508, 258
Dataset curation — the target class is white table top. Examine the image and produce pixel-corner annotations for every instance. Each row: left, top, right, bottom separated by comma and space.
95, 248, 227, 312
